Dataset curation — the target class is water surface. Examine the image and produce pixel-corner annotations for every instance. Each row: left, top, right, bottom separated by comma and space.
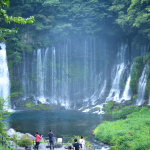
8, 109, 111, 139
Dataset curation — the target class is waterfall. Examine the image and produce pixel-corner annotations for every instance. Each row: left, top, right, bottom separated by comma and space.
51, 47, 57, 103
98, 80, 107, 99
0, 43, 10, 109
43, 48, 49, 97
22, 51, 26, 98
136, 64, 148, 106
84, 40, 88, 99
37, 49, 45, 103
106, 44, 127, 102
61, 44, 69, 107
91, 79, 107, 105
148, 93, 150, 106
18, 38, 149, 109
106, 63, 125, 101
120, 75, 131, 101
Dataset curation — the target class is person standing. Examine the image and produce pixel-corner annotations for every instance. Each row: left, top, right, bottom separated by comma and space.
79, 136, 85, 150
73, 138, 81, 150
35, 132, 42, 150
48, 130, 54, 149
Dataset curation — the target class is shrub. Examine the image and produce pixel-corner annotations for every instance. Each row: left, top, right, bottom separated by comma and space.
103, 101, 118, 114
26, 102, 35, 108
0, 144, 11, 150
130, 56, 144, 94
17, 135, 33, 147
112, 105, 140, 119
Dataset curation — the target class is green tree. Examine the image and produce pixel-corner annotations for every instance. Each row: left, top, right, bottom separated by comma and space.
0, 97, 10, 136
128, 0, 150, 39
0, 0, 34, 41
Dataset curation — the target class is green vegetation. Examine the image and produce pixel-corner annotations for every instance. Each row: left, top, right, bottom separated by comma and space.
94, 106, 150, 150
130, 56, 144, 95
112, 105, 140, 119
102, 101, 122, 114
0, 97, 11, 136
0, 144, 12, 150
0, 0, 34, 41
25, 102, 51, 111
17, 135, 33, 147
130, 51, 150, 101
0, 98, 15, 149
0, 0, 149, 99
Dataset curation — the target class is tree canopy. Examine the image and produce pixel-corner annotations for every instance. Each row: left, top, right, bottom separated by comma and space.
0, 0, 34, 41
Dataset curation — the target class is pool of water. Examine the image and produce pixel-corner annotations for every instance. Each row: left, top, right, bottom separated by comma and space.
7, 109, 111, 143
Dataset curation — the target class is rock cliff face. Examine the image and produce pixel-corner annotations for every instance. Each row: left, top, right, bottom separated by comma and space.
10, 36, 150, 109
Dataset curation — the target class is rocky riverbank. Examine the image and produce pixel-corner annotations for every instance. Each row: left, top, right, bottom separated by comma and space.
6, 128, 110, 150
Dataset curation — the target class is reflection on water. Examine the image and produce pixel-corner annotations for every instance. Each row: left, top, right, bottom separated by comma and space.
8, 109, 111, 139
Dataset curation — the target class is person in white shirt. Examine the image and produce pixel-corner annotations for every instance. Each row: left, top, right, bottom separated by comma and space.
79, 136, 85, 150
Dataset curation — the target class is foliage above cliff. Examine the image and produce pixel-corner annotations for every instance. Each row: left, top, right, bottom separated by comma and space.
0, 0, 34, 41
2, 0, 150, 43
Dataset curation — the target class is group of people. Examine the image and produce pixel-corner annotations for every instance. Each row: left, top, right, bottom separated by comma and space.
72, 136, 85, 150
34, 130, 85, 150
35, 130, 54, 150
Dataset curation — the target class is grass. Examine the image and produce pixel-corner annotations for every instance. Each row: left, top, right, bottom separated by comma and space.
94, 106, 150, 150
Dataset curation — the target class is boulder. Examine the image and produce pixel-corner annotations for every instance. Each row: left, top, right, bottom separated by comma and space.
64, 144, 73, 149
7, 128, 16, 137
16, 132, 24, 139
55, 143, 63, 148
25, 133, 35, 140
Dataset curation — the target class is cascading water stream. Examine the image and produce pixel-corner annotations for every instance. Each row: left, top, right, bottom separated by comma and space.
61, 44, 69, 107
120, 64, 133, 102
84, 40, 88, 100
17, 39, 149, 109
106, 63, 125, 101
136, 64, 148, 106
22, 51, 26, 98
106, 44, 127, 102
0, 43, 10, 109
37, 49, 45, 103
120, 75, 131, 101
51, 47, 57, 103
98, 80, 107, 99
43, 48, 49, 97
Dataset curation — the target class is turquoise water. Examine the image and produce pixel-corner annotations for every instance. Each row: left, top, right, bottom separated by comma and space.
8, 109, 111, 139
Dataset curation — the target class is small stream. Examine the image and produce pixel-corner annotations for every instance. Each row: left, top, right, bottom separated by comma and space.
7, 109, 111, 149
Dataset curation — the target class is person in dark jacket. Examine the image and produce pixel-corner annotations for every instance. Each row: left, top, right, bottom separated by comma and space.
73, 138, 81, 150
48, 130, 54, 149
